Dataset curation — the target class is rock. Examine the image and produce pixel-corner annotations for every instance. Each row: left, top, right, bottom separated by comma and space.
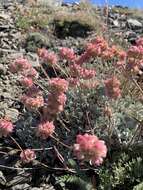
0, 13, 10, 20
27, 52, 40, 67
25, 32, 49, 52
125, 31, 138, 44
119, 14, 127, 21
112, 20, 120, 27
127, 19, 143, 30
0, 171, 6, 186
54, 19, 92, 38
0, 63, 6, 75
12, 184, 30, 190
5, 108, 19, 122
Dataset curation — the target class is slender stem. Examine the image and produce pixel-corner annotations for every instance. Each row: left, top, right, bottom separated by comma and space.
132, 77, 143, 96
32, 147, 53, 151
9, 136, 23, 152
40, 64, 50, 80
57, 116, 70, 132
0, 164, 36, 171
51, 135, 71, 149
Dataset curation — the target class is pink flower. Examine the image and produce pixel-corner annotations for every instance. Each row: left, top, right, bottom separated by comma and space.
38, 48, 58, 66
126, 58, 143, 74
74, 134, 107, 166
104, 77, 121, 99
37, 121, 55, 139
21, 95, 44, 110
100, 48, 114, 60
67, 78, 79, 87
81, 68, 96, 79
20, 149, 36, 163
86, 43, 102, 57
136, 37, 143, 47
59, 47, 76, 62
117, 50, 127, 61
26, 68, 39, 79
45, 52, 58, 65
49, 78, 69, 93
75, 51, 91, 65
38, 48, 48, 58
0, 119, 14, 137
46, 93, 67, 114
70, 64, 96, 79
20, 77, 33, 88
87, 37, 108, 56
26, 86, 42, 97
10, 58, 31, 73
127, 46, 143, 59
48, 93, 67, 105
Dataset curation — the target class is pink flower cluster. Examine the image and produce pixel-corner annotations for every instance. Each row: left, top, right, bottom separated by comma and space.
127, 45, 143, 59
20, 77, 33, 88
104, 76, 121, 99
45, 78, 69, 115
75, 51, 91, 65
36, 78, 68, 139
126, 38, 143, 74
87, 37, 108, 56
47, 93, 67, 114
0, 119, 14, 137
59, 47, 76, 62
67, 77, 79, 88
21, 94, 44, 110
74, 37, 107, 66
65, 37, 125, 90
10, 58, 31, 73
37, 121, 55, 139
49, 78, 69, 94
74, 134, 107, 165
20, 149, 36, 163
69, 64, 96, 80
38, 48, 58, 66
10, 57, 39, 89
136, 37, 143, 46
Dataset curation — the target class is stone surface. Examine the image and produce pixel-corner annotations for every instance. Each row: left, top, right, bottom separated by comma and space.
127, 18, 143, 29
5, 108, 19, 122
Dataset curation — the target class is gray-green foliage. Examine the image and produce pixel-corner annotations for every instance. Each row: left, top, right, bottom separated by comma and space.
98, 153, 143, 190
133, 182, 143, 190
56, 174, 94, 190
65, 87, 142, 145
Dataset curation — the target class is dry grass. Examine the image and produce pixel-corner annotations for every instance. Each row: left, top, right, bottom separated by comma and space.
112, 6, 143, 18
16, 2, 103, 34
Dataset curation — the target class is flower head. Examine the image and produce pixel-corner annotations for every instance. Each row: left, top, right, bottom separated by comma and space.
0, 119, 14, 137
74, 134, 107, 165
49, 78, 69, 93
10, 58, 31, 73
104, 77, 121, 99
38, 48, 58, 66
20, 77, 33, 88
59, 47, 76, 62
21, 95, 44, 110
20, 149, 36, 163
37, 121, 55, 139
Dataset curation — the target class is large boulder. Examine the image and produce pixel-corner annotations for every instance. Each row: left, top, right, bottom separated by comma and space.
54, 19, 92, 38
127, 18, 143, 30
24, 32, 49, 52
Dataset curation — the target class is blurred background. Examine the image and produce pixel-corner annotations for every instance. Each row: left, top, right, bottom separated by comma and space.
63, 0, 143, 9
